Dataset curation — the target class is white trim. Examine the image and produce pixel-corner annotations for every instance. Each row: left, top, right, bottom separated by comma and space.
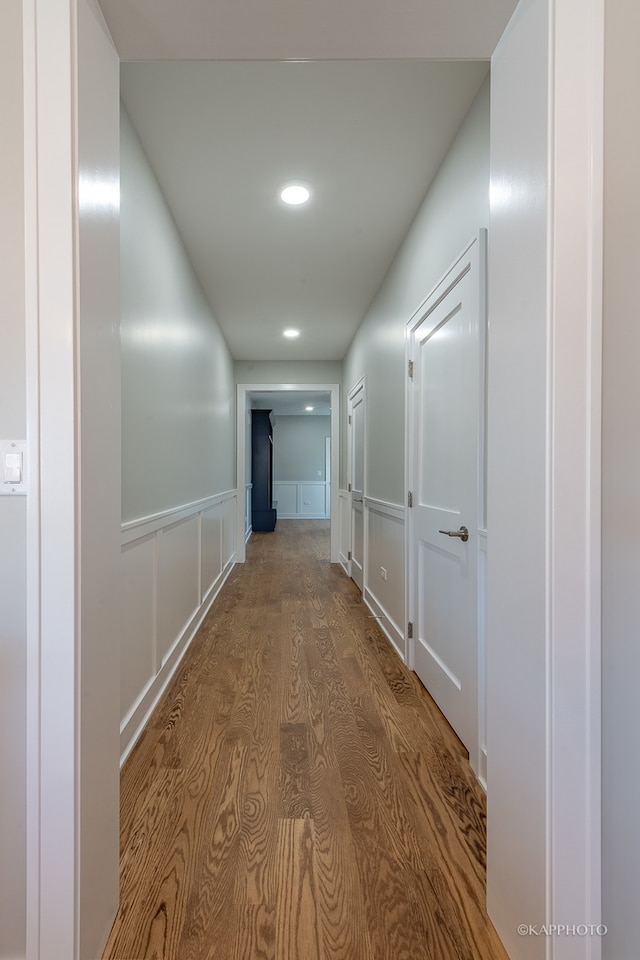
365, 496, 405, 522
363, 588, 405, 661
24, 2, 79, 958
347, 377, 367, 588
338, 489, 351, 572
272, 479, 329, 518
119, 559, 235, 765
121, 489, 237, 543
546, 0, 603, 950
236, 383, 340, 563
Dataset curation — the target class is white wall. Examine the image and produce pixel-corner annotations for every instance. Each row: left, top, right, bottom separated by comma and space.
0, 4, 27, 956
343, 76, 489, 502
272, 415, 330, 519
235, 359, 342, 385
273, 416, 330, 481
121, 107, 235, 523
602, 1, 640, 955
119, 105, 237, 761
341, 77, 490, 663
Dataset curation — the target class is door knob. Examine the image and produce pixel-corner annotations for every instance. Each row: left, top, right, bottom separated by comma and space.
438, 526, 469, 542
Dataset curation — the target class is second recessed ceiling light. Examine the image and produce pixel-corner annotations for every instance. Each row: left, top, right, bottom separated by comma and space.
280, 183, 311, 206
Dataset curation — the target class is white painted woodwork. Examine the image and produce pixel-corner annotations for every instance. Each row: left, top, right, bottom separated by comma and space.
274, 482, 298, 516
338, 490, 351, 572
476, 529, 488, 790
23, 1, 121, 957
348, 381, 366, 592
0, 4, 27, 956
325, 437, 331, 517
602, 3, 640, 956
272, 481, 328, 519
77, 6, 122, 954
120, 493, 237, 761
121, 536, 156, 721
201, 504, 223, 596
407, 236, 485, 768
488, 1, 603, 957
364, 499, 406, 660
245, 483, 253, 541
157, 517, 200, 664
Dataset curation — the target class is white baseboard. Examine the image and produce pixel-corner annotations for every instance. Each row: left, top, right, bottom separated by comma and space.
363, 586, 405, 662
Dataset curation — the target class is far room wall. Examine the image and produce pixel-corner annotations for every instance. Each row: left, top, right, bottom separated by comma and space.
272, 415, 331, 518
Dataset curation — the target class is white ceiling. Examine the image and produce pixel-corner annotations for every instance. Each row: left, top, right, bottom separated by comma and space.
250, 390, 331, 417
99, 0, 517, 61
101, 1, 518, 362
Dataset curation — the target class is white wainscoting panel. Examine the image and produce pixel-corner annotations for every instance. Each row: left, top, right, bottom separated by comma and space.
201, 504, 223, 601
223, 494, 236, 566
300, 483, 325, 515
119, 491, 236, 762
364, 498, 406, 660
120, 535, 156, 724
477, 528, 488, 790
245, 483, 252, 542
338, 489, 351, 572
273, 481, 297, 516
273, 480, 328, 518
157, 516, 200, 665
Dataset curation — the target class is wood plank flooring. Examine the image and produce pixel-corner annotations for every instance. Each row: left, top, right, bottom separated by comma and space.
103, 520, 509, 960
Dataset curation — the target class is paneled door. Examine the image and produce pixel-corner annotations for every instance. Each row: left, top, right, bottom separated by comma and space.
407, 234, 486, 768
348, 380, 366, 592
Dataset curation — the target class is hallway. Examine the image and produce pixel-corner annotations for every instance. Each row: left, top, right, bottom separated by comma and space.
103, 521, 507, 960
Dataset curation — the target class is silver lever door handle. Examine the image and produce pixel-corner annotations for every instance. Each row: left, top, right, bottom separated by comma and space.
353, 498, 364, 503
438, 526, 469, 542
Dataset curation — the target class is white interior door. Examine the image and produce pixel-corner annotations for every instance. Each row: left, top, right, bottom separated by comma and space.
408, 235, 485, 767
349, 381, 365, 592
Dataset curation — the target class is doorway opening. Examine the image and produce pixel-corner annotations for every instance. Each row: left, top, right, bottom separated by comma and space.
236, 382, 340, 562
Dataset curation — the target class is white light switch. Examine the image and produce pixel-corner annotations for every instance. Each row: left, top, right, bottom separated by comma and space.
0, 441, 27, 495
4, 452, 22, 483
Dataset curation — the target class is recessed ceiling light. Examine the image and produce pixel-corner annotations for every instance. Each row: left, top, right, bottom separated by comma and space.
305, 406, 314, 412
283, 328, 300, 339
280, 183, 311, 206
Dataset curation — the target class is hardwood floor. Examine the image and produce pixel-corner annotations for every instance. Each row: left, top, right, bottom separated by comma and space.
103, 520, 508, 960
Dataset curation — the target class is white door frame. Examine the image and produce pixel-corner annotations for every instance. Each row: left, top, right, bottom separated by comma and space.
236, 382, 340, 562
22, 1, 604, 958
487, 0, 603, 956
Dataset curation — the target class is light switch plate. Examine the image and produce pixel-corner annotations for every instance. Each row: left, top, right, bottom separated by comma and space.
0, 441, 27, 495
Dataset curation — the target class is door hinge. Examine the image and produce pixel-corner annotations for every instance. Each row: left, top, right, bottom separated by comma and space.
407, 621, 413, 639
348, 414, 352, 425
408, 360, 414, 379
348, 550, 352, 561
407, 491, 413, 508
348, 482, 351, 493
